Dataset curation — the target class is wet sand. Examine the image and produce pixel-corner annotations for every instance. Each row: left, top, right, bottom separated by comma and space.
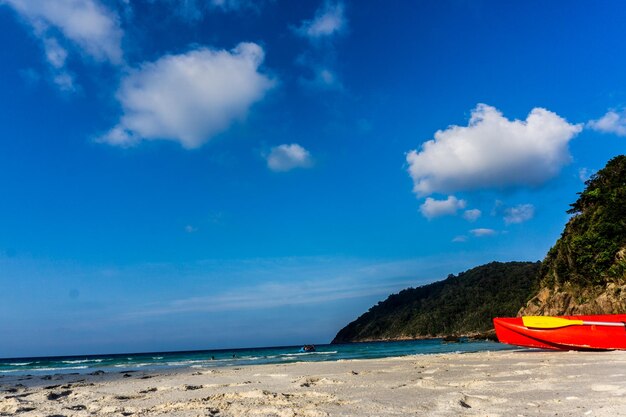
1, 349, 625, 416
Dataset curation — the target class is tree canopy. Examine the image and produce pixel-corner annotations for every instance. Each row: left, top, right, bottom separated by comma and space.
543, 155, 626, 287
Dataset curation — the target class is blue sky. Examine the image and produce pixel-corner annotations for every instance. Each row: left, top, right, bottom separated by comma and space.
1, 0, 625, 357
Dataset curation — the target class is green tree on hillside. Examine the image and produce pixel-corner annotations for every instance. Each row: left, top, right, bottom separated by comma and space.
543, 155, 626, 288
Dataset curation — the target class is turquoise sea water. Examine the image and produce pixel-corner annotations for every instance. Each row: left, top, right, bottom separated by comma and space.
0, 339, 513, 376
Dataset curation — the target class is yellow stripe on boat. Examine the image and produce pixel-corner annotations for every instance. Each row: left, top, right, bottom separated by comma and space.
522, 316, 584, 329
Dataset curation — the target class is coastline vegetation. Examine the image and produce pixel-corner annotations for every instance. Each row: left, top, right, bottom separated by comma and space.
542, 155, 626, 288
332, 261, 540, 343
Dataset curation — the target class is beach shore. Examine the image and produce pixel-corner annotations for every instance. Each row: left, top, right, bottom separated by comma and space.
1, 350, 625, 416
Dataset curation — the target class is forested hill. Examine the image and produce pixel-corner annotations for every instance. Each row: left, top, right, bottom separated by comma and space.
520, 155, 626, 315
332, 261, 540, 344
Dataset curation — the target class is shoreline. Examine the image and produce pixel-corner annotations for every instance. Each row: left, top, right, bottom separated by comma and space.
331, 329, 498, 344
2, 349, 626, 416
0, 339, 509, 377
0, 332, 498, 363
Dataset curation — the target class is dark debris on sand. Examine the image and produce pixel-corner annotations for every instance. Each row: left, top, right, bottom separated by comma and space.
46, 390, 72, 401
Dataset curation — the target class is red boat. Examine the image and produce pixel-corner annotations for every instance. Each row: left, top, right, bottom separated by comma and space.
493, 314, 626, 351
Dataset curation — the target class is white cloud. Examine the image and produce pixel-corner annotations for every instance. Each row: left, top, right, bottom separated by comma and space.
3, 0, 123, 64
152, 0, 260, 21
266, 144, 313, 172
318, 69, 335, 85
470, 228, 497, 237
294, 2, 347, 93
578, 167, 595, 183
452, 235, 468, 243
299, 67, 343, 91
100, 43, 275, 149
491, 200, 504, 217
122, 258, 432, 319
129, 279, 408, 317
588, 110, 626, 136
503, 204, 535, 225
41, 37, 75, 91
419, 195, 466, 219
4, 0, 122, 92
296, 1, 346, 40
463, 209, 481, 222
210, 0, 258, 11
52, 71, 75, 91
406, 104, 583, 196
43, 37, 68, 68
184, 225, 198, 233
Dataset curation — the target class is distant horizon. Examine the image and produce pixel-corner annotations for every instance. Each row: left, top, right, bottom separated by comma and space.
1, 0, 625, 358
3, 336, 476, 361
1, 254, 537, 358
0, 341, 328, 361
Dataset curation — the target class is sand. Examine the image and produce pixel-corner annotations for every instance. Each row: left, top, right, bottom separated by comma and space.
1, 350, 626, 416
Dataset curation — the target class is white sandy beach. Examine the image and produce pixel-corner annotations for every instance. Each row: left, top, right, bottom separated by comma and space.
1, 350, 626, 416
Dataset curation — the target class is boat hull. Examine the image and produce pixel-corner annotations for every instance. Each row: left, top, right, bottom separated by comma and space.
493, 314, 626, 351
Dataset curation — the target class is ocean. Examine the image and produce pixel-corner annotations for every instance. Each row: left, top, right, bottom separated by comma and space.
0, 339, 513, 376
